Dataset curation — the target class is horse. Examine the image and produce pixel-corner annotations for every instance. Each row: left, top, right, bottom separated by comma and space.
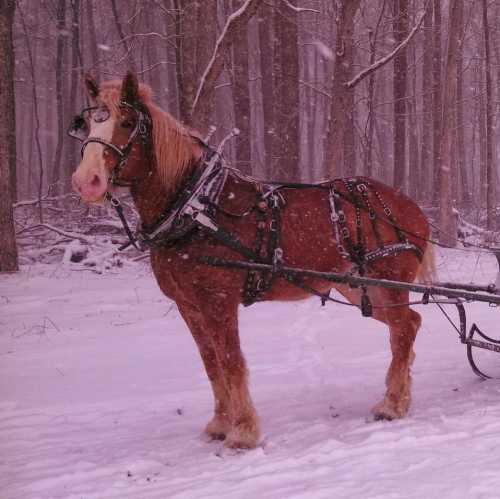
70, 72, 434, 449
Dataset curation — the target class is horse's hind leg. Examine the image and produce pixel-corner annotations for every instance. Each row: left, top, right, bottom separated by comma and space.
372, 289, 421, 420
334, 284, 420, 420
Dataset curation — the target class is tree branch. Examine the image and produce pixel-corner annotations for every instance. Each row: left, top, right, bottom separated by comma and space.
191, 0, 263, 117
280, 0, 319, 14
16, 223, 92, 244
346, 8, 426, 89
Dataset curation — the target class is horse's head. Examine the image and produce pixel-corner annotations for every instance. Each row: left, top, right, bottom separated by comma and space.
71, 72, 152, 203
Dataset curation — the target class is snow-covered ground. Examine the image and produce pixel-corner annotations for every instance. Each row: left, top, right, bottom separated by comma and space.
2, 249, 500, 499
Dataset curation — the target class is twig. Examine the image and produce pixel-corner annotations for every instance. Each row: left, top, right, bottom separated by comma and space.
16, 223, 92, 244
280, 0, 319, 14
346, 8, 426, 89
14, 193, 78, 208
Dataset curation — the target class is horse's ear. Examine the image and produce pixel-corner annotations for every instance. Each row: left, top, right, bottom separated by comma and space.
121, 71, 139, 105
84, 73, 99, 100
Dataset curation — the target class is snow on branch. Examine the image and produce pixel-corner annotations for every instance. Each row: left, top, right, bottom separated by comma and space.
280, 0, 319, 14
17, 223, 93, 244
345, 8, 426, 89
191, 0, 263, 117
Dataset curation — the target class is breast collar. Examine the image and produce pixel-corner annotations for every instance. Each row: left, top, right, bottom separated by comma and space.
124, 146, 228, 250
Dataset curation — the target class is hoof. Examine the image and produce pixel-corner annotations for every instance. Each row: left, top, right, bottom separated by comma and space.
224, 418, 260, 449
372, 397, 409, 421
205, 415, 231, 441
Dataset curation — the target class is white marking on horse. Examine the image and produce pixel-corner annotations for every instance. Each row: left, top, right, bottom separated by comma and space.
72, 110, 116, 202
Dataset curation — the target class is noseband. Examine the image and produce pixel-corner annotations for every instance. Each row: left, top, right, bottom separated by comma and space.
68, 101, 152, 187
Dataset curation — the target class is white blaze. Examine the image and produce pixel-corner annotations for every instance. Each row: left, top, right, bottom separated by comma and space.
72, 110, 117, 202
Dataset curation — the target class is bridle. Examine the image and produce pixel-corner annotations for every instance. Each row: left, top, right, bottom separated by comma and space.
68, 101, 152, 187
68, 100, 154, 249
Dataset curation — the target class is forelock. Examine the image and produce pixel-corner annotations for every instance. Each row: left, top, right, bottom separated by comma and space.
98, 80, 154, 117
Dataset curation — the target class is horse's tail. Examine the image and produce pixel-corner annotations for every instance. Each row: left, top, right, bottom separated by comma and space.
416, 242, 436, 284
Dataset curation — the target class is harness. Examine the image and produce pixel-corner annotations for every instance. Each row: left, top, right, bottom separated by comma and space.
69, 103, 423, 309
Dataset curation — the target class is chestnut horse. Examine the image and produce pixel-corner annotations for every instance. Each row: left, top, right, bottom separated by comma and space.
71, 72, 434, 449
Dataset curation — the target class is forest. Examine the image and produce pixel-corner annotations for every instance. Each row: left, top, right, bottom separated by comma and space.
0, 0, 498, 270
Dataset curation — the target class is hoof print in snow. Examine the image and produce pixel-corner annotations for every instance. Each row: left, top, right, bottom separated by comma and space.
210, 432, 226, 441
373, 413, 394, 422
329, 405, 339, 418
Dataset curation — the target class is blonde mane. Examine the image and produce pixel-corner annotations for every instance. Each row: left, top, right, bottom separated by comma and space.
98, 80, 199, 193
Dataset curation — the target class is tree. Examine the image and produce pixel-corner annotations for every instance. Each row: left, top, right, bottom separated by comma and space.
272, 2, 300, 180
392, 0, 408, 191
482, 0, 496, 230
52, 0, 67, 193
432, 0, 442, 204
420, 2, 433, 203
232, 0, 252, 174
438, 0, 461, 247
0, 0, 18, 271
325, 0, 361, 178
187, 0, 263, 133
258, 0, 275, 172
174, 0, 218, 132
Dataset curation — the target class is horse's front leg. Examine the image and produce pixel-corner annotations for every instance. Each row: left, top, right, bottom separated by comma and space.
177, 301, 231, 440
178, 299, 260, 448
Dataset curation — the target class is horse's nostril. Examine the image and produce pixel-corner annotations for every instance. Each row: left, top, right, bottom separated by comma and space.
90, 174, 101, 188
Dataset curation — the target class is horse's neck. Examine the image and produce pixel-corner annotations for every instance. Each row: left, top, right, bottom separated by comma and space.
130, 159, 195, 228
130, 118, 204, 227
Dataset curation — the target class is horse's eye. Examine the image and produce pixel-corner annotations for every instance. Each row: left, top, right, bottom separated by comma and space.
121, 120, 133, 128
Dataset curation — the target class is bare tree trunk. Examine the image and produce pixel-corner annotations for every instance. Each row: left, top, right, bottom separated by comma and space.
438, 0, 461, 246
392, 0, 408, 191
479, 66, 487, 206
18, 3, 45, 222
273, 1, 300, 180
420, 2, 433, 204
408, 19, 419, 201
455, 0, 469, 208
365, 2, 386, 179
0, 0, 18, 271
174, 0, 218, 133
110, 0, 135, 71
52, 0, 67, 195
86, 1, 100, 78
187, 0, 261, 133
232, 0, 251, 174
432, 0, 442, 205
482, 0, 496, 230
67, 0, 82, 184
258, 0, 274, 172
325, 0, 361, 178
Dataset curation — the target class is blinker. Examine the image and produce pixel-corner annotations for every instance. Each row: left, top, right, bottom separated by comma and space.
68, 114, 88, 141
67, 106, 111, 142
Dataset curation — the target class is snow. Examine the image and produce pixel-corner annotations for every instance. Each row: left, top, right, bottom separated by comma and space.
2, 249, 500, 498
